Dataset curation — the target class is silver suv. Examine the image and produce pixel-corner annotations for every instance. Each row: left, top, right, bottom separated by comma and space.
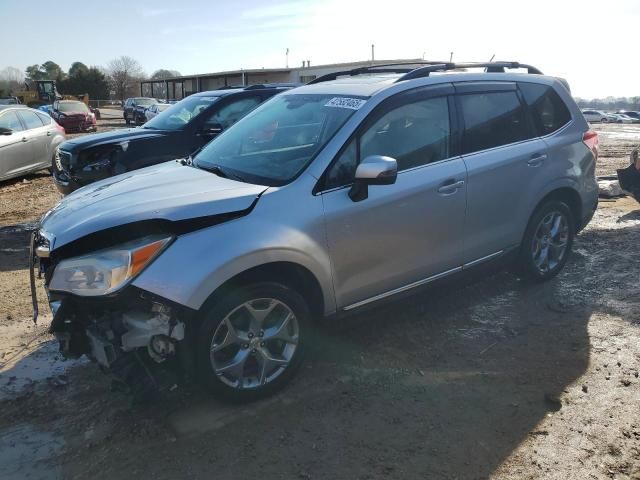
31, 62, 599, 400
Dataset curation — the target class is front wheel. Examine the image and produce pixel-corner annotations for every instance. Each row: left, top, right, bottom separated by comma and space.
124, 113, 130, 125
515, 200, 574, 282
196, 282, 309, 401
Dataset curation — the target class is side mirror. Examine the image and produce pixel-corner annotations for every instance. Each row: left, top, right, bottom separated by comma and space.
348, 155, 398, 202
200, 123, 223, 137
0, 127, 12, 136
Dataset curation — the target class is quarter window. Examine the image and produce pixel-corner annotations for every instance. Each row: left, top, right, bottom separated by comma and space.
0, 111, 24, 131
519, 83, 571, 136
18, 110, 45, 130
325, 96, 451, 189
460, 91, 529, 154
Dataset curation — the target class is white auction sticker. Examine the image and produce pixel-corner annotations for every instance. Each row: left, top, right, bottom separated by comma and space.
324, 97, 366, 110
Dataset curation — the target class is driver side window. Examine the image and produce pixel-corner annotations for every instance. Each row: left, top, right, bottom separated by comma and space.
204, 97, 261, 130
324, 96, 451, 189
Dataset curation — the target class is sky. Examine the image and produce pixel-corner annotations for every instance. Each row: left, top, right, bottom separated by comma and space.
0, 0, 638, 99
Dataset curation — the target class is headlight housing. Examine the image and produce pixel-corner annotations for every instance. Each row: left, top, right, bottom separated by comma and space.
49, 236, 172, 296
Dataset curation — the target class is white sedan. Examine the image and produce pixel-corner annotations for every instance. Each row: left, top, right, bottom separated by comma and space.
581, 109, 617, 123
144, 103, 171, 122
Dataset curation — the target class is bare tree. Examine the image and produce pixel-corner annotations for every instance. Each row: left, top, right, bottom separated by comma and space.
107, 56, 146, 100
0, 66, 24, 97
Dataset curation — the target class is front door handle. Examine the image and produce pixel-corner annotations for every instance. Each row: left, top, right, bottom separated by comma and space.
437, 179, 465, 195
527, 153, 547, 167
21, 137, 28, 143
46, 131, 52, 136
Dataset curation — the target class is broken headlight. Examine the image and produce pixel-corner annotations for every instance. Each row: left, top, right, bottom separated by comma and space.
49, 236, 172, 296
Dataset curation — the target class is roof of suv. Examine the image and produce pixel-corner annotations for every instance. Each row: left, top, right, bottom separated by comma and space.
292, 61, 563, 97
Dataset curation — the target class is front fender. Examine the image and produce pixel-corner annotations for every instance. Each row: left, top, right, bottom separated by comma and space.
132, 187, 336, 315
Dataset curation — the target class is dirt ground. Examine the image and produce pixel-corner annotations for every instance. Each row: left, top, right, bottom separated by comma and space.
0, 123, 639, 480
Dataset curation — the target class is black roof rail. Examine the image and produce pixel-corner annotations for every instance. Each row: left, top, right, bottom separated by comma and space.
305, 61, 543, 85
395, 62, 543, 82
306, 61, 448, 85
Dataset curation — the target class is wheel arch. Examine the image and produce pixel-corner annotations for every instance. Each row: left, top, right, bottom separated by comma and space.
199, 261, 326, 321
530, 187, 583, 233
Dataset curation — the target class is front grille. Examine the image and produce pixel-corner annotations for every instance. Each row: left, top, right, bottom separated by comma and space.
56, 150, 72, 172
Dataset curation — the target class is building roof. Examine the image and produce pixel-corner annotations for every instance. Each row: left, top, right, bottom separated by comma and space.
141, 59, 425, 84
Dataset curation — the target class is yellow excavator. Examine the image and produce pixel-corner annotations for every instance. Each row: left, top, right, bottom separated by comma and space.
15, 80, 89, 108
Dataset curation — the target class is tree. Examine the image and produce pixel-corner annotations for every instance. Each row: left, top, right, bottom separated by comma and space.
59, 65, 109, 100
25, 64, 47, 81
107, 56, 146, 100
25, 61, 65, 82
151, 69, 181, 80
68, 62, 89, 77
0, 66, 24, 97
41, 61, 65, 81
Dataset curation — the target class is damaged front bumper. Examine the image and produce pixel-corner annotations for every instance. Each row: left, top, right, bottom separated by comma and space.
30, 233, 195, 391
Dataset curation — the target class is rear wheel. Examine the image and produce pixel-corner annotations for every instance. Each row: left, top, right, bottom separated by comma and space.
515, 200, 574, 282
196, 282, 309, 401
601, 117, 608, 123
124, 112, 130, 125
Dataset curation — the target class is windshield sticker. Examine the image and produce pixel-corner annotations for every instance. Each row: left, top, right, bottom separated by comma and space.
324, 97, 366, 110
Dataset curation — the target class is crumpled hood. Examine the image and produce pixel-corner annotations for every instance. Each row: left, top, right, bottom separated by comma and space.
40, 161, 267, 250
60, 127, 167, 152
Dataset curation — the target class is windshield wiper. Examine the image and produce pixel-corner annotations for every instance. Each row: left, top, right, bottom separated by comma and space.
202, 163, 247, 182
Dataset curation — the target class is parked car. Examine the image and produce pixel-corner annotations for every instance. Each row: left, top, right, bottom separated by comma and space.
581, 109, 615, 123
53, 84, 294, 194
144, 103, 171, 122
0, 96, 21, 105
608, 113, 637, 124
50, 100, 97, 133
0, 106, 65, 182
123, 97, 158, 125
32, 63, 598, 401
616, 110, 640, 121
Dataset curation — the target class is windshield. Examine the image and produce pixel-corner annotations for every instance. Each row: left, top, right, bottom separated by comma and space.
135, 98, 157, 106
143, 95, 219, 131
193, 93, 365, 185
58, 102, 89, 113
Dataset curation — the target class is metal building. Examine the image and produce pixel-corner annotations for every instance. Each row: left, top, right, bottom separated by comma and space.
140, 58, 423, 100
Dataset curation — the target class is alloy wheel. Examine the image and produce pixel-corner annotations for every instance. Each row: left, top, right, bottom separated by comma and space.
210, 298, 299, 389
531, 210, 569, 275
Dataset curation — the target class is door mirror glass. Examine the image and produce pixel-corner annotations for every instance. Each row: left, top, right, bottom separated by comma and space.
0, 127, 12, 135
349, 155, 397, 202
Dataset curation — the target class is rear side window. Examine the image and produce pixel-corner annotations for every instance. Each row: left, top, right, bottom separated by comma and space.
460, 91, 529, 154
18, 110, 45, 130
519, 83, 571, 136
0, 111, 24, 131
36, 112, 51, 125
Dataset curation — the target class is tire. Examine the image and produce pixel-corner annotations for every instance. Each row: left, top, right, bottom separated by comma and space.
601, 117, 608, 123
515, 200, 575, 283
196, 281, 310, 401
124, 112, 130, 125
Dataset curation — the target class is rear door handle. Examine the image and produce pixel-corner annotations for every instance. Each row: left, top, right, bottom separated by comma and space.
46, 131, 52, 136
21, 137, 28, 143
527, 153, 547, 167
437, 179, 465, 195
